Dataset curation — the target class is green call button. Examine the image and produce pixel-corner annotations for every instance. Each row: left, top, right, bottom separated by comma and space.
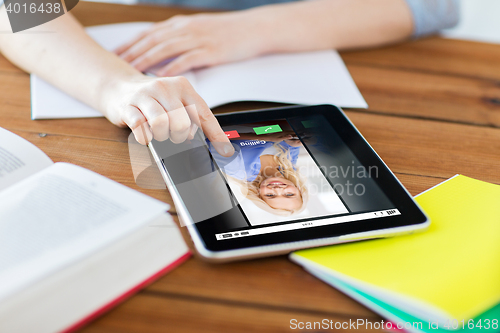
253, 124, 282, 135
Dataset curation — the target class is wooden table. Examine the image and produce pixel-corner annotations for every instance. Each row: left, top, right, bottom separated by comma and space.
1, 2, 499, 332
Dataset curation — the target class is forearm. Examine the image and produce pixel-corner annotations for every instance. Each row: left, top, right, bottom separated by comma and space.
247, 0, 414, 53
0, 7, 233, 154
0, 8, 142, 114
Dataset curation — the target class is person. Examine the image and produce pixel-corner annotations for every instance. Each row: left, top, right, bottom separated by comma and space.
0, 0, 459, 151
209, 130, 309, 215
115, 0, 460, 76
0, 7, 234, 158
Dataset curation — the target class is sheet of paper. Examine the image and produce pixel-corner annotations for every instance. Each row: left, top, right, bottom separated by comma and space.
195, 50, 367, 109
0, 127, 53, 191
0, 162, 169, 303
31, 22, 367, 119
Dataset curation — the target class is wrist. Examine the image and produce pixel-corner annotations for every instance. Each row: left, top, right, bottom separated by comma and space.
245, 4, 308, 55
97, 71, 145, 124
246, 1, 336, 55
243, 6, 291, 55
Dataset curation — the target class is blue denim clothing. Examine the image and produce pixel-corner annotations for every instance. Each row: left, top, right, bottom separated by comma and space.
404, 0, 460, 37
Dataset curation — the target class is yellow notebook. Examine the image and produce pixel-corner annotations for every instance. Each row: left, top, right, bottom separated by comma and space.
291, 175, 500, 324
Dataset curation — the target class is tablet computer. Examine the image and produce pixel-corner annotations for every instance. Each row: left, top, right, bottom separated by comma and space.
148, 104, 429, 262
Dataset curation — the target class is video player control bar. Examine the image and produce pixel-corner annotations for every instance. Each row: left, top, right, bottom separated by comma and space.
215, 209, 401, 241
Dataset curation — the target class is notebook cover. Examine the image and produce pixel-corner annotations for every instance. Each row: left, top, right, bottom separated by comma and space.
291, 175, 500, 321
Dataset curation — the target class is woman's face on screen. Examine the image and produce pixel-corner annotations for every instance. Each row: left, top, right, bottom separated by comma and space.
259, 177, 302, 211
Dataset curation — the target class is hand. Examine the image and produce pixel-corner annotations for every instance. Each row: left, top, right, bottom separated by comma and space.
115, 12, 267, 76
103, 74, 234, 156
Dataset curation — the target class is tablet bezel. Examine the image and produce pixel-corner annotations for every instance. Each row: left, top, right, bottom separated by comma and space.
150, 104, 429, 260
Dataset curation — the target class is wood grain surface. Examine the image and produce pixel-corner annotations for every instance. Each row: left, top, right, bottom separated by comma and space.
1, 2, 499, 332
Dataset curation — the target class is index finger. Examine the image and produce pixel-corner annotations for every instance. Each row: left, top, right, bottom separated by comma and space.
179, 80, 234, 156
195, 102, 234, 157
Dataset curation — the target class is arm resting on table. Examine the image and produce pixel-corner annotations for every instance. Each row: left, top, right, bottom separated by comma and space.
0, 8, 233, 154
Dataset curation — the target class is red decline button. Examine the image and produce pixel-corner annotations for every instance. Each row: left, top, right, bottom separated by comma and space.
225, 130, 240, 139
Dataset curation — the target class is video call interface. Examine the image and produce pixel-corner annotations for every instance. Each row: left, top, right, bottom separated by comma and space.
155, 114, 398, 241
205, 116, 399, 241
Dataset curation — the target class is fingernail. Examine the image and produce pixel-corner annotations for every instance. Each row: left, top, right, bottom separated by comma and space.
223, 143, 234, 156
134, 123, 153, 145
190, 124, 198, 137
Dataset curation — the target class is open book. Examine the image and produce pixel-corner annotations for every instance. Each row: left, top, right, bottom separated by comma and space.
30, 22, 367, 119
0, 127, 190, 333
291, 175, 500, 333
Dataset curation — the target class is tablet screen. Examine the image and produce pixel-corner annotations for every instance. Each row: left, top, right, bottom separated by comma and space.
208, 115, 397, 240
150, 106, 416, 249
150, 105, 425, 252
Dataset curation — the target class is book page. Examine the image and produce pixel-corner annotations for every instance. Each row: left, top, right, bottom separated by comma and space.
0, 127, 53, 192
193, 50, 367, 109
0, 162, 170, 302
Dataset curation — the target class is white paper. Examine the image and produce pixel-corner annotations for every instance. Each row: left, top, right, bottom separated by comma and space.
194, 50, 366, 109
0, 162, 169, 302
0, 127, 53, 191
31, 22, 367, 120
